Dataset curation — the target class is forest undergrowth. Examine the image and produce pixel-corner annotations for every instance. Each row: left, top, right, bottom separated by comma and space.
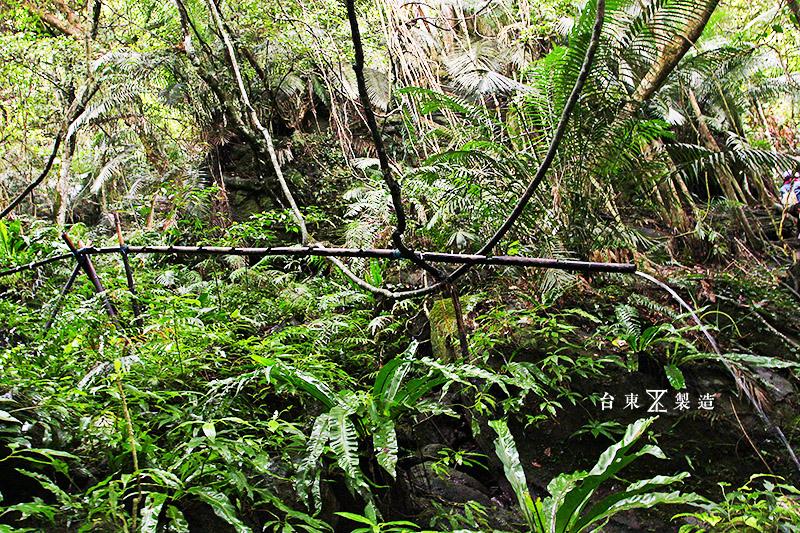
3, 0, 800, 531
2, 206, 800, 532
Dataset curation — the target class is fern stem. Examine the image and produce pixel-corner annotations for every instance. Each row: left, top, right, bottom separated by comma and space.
116, 371, 140, 530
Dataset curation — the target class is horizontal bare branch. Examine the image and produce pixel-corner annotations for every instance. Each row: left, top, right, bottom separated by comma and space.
0, 244, 635, 281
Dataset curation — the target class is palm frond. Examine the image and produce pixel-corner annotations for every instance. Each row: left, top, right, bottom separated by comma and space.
444, 40, 533, 95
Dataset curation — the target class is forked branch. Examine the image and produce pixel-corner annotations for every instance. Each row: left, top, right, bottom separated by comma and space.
345, 0, 444, 282
398, 0, 607, 297
0, 76, 101, 221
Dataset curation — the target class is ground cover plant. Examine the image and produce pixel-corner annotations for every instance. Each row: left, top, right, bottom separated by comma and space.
3, 0, 800, 531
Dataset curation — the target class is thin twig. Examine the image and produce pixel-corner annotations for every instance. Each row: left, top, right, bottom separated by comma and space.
115, 213, 142, 328
115, 370, 141, 529
730, 398, 774, 475
447, 282, 470, 358
751, 309, 800, 350
44, 262, 81, 330
1, 73, 100, 220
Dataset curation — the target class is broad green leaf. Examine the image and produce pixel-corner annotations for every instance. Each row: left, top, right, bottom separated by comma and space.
202, 421, 216, 441
506, 362, 546, 397
0, 222, 8, 252
297, 414, 330, 506
549, 417, 658, 532
573, 473, 700, 531
719, 353, 800, 369
576, 490, 707, 532
373, 357, 406, 400
17, 470, 71, 502
664, 365, 685, 390
1, 501, 56, 522
368, 260, 383, 286
329, 406, 361, 482
188, 487, 252, 533
165, 505, 190, 533
0, 410, 20, 424
380, 342, 420, 402
489, 419, 539, 530
147, 468, 183, 489
140, 492, 168, 533
0, 525, 35, 533
280, 368, 336, 410
373, 420, 398, 478
334, 511, 375, 525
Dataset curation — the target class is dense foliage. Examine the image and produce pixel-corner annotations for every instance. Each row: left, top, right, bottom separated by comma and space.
2, 0, 800, 531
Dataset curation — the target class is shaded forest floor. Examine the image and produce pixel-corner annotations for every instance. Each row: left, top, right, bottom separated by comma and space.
2, 210, 800, 532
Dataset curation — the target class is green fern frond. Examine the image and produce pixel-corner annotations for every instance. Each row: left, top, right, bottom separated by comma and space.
399, 86, 501, 133
329, 405, 368, 497
615, 304, 641, 337
629, 294, 679, 319
296, 412, 330, 508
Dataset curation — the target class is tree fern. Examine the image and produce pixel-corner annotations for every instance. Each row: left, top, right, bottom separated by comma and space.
666, 141, 799, 185
444, 39, 533, 95
399, 86, 502, 135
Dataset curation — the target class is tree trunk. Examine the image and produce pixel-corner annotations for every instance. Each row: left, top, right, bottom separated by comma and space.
55, 134, 76, 225
649, 180, 671, 222
174, 0, 306, 240
687, 86, 761, 249
613, 0, 720, 126
643, 139, 690, 229
664, 177, 690, 229
788, 0, 800, 31
593, 0, 721, 229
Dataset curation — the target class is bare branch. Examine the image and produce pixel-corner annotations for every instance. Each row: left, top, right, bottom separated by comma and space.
0, 134, 62, 220
437, 0, 607, 290
0, 244, 636, 279
345, 0, 444, 281
205, 0, 309, 244
0, 76, 101, 220
21, 0, 84, 38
